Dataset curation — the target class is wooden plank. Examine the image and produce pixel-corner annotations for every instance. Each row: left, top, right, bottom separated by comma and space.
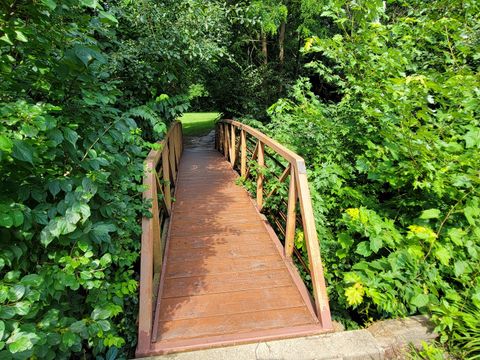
167, 242, 276, 262
161, 269, 292, 298
157, 307, 314, 342
165, 255, 285, 279
166, 233, 276, 250
149, 323, 325, 356
159, 286, 306, 321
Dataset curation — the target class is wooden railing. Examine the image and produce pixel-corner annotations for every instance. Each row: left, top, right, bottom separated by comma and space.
136, 121, 183, 357
215, 119, 332, 329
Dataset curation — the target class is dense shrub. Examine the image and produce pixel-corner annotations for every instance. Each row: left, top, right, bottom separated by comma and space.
0, 1, 227, 358
252, 0, 480, 356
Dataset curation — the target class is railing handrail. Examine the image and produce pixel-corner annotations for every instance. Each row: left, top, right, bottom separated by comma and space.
137, 121, 183, 357
216, 119, 332, 330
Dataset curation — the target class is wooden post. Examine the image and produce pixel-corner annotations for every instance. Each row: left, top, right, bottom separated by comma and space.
240, 129, 246, 177
162, 146, 172, 215
223, 124, 229, 158
179, 122, 183, 155
174, 124, 181, 167
169, 137, 177, 182
230, 125, 236, 166
137, 164, 155, 354
285, 166, 296, 257
257, 142, 264, 209
295, 161, 333, 329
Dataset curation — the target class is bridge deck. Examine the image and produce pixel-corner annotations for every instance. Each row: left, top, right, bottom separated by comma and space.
150, 147, 324, 354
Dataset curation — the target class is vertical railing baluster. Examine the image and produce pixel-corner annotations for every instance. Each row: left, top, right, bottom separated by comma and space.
223, 124, 228, 158
285, 165, 296, 257
240, 129, 246, 177
230, 125, 236, 166
169, 136, 177, 182
257, 141, 264, 209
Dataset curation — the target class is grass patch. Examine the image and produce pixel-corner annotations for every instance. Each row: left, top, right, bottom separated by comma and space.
179, 112, 220, 137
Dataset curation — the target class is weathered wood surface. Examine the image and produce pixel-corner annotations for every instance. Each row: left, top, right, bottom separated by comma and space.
145, 149, 327, 356
137, 122, 183, 357
216, 120, 332, 330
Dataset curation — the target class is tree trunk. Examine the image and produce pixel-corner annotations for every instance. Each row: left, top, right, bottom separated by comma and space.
278, 21, 286, 65
261, 31, 268, 65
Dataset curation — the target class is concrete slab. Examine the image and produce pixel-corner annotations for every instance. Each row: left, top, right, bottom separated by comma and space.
366, 315, 437, 358
143, 330, 383, 360
142, 316, 437, 360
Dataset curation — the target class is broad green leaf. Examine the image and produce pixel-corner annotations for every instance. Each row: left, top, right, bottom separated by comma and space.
90, 223, 116, 243
0, 213, 13, 228
344, 283, 364, 307
61, 332, 78, 347
78, 240, 90, 252
63, 128, 78, 146
370, 236, 383, 253
464, 206, 479, 226
411, 293, 429, 308
14, 31, 27, 43
99, 11, 118, 25
355, 241, 372, 257
464, 127, 480, 148
48, 181, 61, 197
12, 140, 34, 164
80, 0, 98, 8
8, 285, 25, 301
100, 253, 112, 267
41, 0, 57, 10
0, 306, 16, 319
0, 135, 13, 152
447, 228, 466, 246
12, 210, 23, 227
71, 202, 90, 223
0, 34, 13, 45
420, 208, 440, 219
91, 307, 111, 320
73, 45, 105, 67
65, 208, 81, 225
14, 301, 30, 316
6, 331, 38, 353
0, 320, 4, 341
434, 245, 451, 266
454, 261, 468, 277
21, 274, 43, 287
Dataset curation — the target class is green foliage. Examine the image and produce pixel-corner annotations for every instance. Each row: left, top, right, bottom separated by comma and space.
249, 0, 480, 354
408, 341, 449, 360
0, 0, 228, 358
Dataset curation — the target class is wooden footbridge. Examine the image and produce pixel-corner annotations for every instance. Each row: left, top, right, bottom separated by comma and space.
136, 120, 333, 357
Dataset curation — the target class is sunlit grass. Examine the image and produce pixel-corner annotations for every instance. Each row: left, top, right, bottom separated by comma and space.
179, 112, 221, 136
